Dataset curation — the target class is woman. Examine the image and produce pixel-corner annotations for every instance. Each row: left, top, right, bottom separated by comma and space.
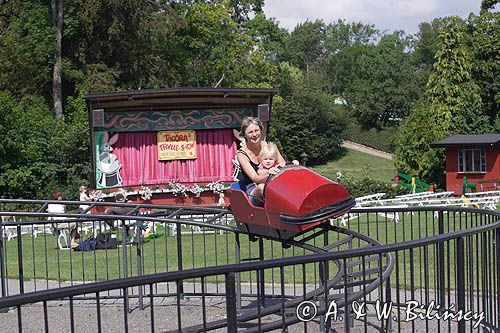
47, 190, 79, 249
236, 117, 298, 204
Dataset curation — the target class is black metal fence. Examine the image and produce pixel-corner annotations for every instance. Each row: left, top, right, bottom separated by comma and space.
0, 199, 499, 332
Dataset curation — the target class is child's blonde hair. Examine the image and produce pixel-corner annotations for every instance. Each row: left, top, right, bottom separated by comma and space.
260, 142, 279, 160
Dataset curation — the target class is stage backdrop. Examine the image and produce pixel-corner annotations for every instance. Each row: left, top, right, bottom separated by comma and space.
94, 129, 237, 188
86, 88, 277, 189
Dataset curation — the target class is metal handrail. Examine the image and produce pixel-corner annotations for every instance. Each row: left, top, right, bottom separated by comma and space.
1, 207, 498, 309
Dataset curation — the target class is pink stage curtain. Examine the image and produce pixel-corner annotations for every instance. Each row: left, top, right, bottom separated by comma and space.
113, 129, 237, 185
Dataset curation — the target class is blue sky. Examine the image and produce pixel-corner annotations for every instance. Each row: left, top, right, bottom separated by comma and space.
263, 0, 483, 34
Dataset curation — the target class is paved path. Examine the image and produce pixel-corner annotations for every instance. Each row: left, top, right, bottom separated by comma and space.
342, 140, 393, 160
1, 280, 482, 332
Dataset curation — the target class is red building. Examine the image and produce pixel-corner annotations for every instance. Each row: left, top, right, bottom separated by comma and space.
431, 134, 500, 194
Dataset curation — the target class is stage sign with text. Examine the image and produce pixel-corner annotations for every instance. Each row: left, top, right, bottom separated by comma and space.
157, 130, 197, 160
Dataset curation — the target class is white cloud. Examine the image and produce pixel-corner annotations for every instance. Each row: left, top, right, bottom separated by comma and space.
264, 0, 481, 34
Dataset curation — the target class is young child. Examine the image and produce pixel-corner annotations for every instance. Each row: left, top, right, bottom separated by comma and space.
257, 142, 280, 176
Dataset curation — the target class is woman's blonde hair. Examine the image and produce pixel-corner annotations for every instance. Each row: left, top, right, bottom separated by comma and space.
260, 142, 278, 160
239, 116, 263, 138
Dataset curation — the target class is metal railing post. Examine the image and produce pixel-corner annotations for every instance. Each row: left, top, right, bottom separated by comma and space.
235, 233, 241, 310
136, 220, 144, 310
258, 238, 265, 307
121, 222, 129, 314
437, 211, 446, 312
0, 216, 7, 313
456, 237, 465, 333
16, 224, 24, 294
226, 272, 237, 332
496, 227, 500, 329
176, 222, 184, 297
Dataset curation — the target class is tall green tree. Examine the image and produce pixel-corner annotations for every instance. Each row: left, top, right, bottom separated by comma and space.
243, 13, 288, 62
322, 20, 379, 96
411, 18, 446, 89
339, 32, 420, 128
0, 1, 53, 99
394, 101, 446, 185
283, 20, 326, 72
480, 0, 499, 13
426, 17, 487, 134
396, 16, 490, 187
178, 0, 277, 87
468, 11, 500, 124
51, 0, 64, 119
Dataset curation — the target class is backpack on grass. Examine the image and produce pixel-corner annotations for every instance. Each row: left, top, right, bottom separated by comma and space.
95, 232, 118, 249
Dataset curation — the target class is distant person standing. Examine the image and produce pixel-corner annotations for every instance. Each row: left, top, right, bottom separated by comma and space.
79, 186, 91, 213
47, 190, 79, 248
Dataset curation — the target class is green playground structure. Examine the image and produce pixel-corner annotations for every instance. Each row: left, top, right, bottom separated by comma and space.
462, 176, 477, 194
393, 169, 434, 193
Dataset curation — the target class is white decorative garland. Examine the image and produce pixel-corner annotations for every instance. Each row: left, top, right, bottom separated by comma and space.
90, 182, 230, 200
169, 182, 188, 197
139, 186, 153, 200
188, 184, 203, 197
206, 181, 226, 194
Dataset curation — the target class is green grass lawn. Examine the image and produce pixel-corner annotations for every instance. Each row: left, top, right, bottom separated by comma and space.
311, 148, 394, 183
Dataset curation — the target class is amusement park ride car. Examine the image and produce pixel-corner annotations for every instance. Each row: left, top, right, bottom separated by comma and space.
226, 166, 355, 240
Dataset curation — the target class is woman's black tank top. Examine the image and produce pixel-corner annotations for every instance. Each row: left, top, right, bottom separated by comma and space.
237, 149, 259, 185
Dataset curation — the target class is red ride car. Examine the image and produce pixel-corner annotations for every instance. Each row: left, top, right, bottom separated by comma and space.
226, 166, 355, 240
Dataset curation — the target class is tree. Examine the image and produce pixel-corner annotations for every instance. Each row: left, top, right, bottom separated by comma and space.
394, 102, 446, 186
396, 16, 490, 187
174, 0, 264, 24
177, 0, 277, 87
339, 32, 420, 128
322, 20, 379, 96
468, 11, 500, 124
411, 18, 446, 89
0, 91, 90, 199
0, 2, 53, 99
426, 16, 486, 134
324, 19, 378, 55
51, 0, 64, 119
283, 20, 326, 72
243, 13, 288, 62
480, 0, 499, 13
273, 65, 347, 163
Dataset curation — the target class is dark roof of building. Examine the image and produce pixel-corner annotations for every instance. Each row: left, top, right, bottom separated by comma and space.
430, 134, 500, 148
85, 87, 278, 112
